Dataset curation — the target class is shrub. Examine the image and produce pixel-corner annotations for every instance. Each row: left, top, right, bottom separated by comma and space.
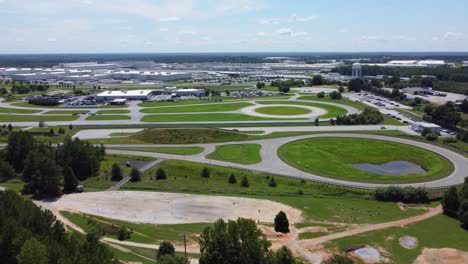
323, 254, 354, 264
201, 167, 210, 178
111, 163, 123, 181
29, 98, 60, 106
375, 186, 428, 203
441, 187, 460, 217
269, 177, 277, 187
130, 167, 141, 182
156, 168, 167, 180
317, 92, 325, 98
157, 241, 175, 259
117, 226, 131, 241
241, 176, 249, 187
228, 174, 237, 184
425, 133, 439, 141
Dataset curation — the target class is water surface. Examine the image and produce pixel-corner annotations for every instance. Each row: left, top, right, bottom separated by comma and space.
351, 161, 426, 176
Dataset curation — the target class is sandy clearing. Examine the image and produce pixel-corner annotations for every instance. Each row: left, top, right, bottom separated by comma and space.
414, 248, 468, 264
44, 191, 302, 225
73, 129, 144, 140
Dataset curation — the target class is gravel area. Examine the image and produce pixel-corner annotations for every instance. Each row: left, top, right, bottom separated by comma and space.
47, 191, 302, 225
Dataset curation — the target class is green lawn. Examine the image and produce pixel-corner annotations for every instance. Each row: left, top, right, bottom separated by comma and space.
0, 115, 79, 122
206, 144, 262, 165
44, 110, 88, 115
256, 101, 347, 118
0, 107, 41, 114
298, 95, 369, 111
12, 102, 61, 108
114, 147, 205, 155
325, 214, 468, 264
142, 113, 305, 122
128, 128, 250, 144
278, 137, 454, 184
140, 102, 252, 113
254, 106, 311, 116
139, 99, 215, 108
61, 211, 207, 245
86, 115, 131, 121
96, 110, 131, 114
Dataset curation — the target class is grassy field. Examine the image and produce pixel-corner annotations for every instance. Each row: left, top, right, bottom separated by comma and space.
206, 144, 262, 165
256, 101, 347, 118
44, 110, 88, 114
278, 137, 454, 184
81, 154, 155, 191
0, 107, 41, 114
86, 115, 131, 121
0, 115, 79, 122
128, 128, 250, 144
96, 109, 131, 114
142, 113, 305, 122
114, 147, 205, 155
324, 214, 468, 264
299, 95, 369, 111
139, 99, 214, 108
254, 106, 312, 116
61, 211, 207, 245
140, 102, 252, 113
12, 102, 61, 108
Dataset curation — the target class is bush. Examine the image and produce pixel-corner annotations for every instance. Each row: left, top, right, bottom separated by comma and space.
117, 226, 131, 241
241, 176, 249, 187
130, 167, 141, 182
269, 177, 277, 187
274, 211, 290, 233
375, 186, 428, 203
317, 92, 325, 98
329, 91, 342, 100
201, 167, 210, 178
441, 187, 460, 217
228, 174, 236, 184
425, 133, 439, 141
336, 108, 384, 125
323, 254, 354, 264
111, 163, 123, 181
156, 168, 167, 180
157, 241, 175, 259
29, 98, 60, 106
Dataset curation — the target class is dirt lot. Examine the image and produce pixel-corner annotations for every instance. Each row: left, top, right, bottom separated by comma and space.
414, 248, 468, 264
45, 191, 302, 225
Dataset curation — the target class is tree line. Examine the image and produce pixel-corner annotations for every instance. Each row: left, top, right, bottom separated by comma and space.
2, 132, 105, 197
441, 178, 468, 229
0, 190, 117, 264
335, 108, 384, 125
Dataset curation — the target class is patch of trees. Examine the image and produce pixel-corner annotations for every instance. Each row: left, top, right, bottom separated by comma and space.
274, 211, 290, 233
374, 186, 429, 203
4, 132, 105, 197
335, 108, 384, 125
271, 79, 304, 93
256, 82, 266, 89
199, 218, 297, 264
329, 91, 342, 100
28, 98, 61, 106
0, 190, 117, 264
424, 102, 462, 127
441, 178, 468, 228
347, 78, 406, 100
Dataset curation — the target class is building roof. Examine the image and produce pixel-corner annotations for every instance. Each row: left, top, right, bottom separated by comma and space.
97, 90, 154, 97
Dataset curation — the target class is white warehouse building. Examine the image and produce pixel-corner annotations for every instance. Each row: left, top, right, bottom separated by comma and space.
96, 90, 155, 101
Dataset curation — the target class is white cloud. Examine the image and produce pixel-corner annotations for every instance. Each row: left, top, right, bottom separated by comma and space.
442, 31, 463, 41
216, 0, 265, 13
159, 28, 169, 32
276, 28, 307, 37
259, 18, 279, 25
357, 35, 415, 43
47, 37, 57, 42
290, 13, 319, 22
159, 17, 180, 22
179, 29, 197, 35
257, 31, 266, 37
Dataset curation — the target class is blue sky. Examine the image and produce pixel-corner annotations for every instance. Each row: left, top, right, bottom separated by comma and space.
1, 0, 467, 53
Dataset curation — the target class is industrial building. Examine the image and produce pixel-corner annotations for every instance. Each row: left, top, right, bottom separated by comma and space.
96, 90, 154, 101
411, 122, 441, 135
363, 60, 446, 68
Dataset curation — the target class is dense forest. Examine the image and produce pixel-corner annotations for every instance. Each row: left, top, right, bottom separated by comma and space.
0, 190, 117, 264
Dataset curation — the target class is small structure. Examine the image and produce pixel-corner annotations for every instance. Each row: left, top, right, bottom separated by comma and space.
38, 121, 46, 127
411, 122, 441, 135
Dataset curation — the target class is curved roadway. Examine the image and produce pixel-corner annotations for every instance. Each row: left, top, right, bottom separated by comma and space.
104, 133, 468, 189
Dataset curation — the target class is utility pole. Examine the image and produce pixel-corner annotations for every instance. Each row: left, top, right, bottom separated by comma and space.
184, 232, 187, 259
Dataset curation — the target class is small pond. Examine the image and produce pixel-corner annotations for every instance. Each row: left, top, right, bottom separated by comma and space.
350, 161, 427, 176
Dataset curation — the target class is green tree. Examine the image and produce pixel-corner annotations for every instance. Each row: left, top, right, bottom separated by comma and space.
311, 75, 324, 86
274, 246, 295, 264
315, 118, 320, 126
317, 92, 325, 98
6, 131, 35, 172
338, 86, 345, 93
201, 167, 210, 178
8, 123, 13, 132
199, 218, 272, 264
274, 211, 290, 233
158, 255, 189, 264
228, 173, 237, 184
330, 91, 342, 100
0, 160, 16, 181
281, 87, 290, 93
348, 78, 364, 92
118, 226, 131, 241
241, 176, 249, 187
256, 82, 266, 89
111, 163, 123, 181
156, 168, 167, 180
63, 166, 79, 193
157, 241, 175, 259
269, 177, 277, 187
130, 167, 141, 182
441, 187, 460, 217
17, 237, 47, 264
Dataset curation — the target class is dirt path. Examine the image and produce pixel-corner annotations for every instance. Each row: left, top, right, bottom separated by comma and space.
298, 205, 442, 249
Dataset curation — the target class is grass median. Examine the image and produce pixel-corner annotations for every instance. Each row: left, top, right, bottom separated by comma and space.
140, 102, 252, 113
256, 101, 347, 118
141, 113, 305, 122
206, 144, 262, 165
86, 115, 131, 121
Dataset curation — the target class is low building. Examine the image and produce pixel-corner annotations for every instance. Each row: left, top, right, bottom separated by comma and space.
411, 122, 441, 135
96, 90, 154, 101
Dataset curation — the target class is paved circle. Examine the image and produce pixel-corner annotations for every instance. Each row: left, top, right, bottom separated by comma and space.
241, 104, 327, 119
